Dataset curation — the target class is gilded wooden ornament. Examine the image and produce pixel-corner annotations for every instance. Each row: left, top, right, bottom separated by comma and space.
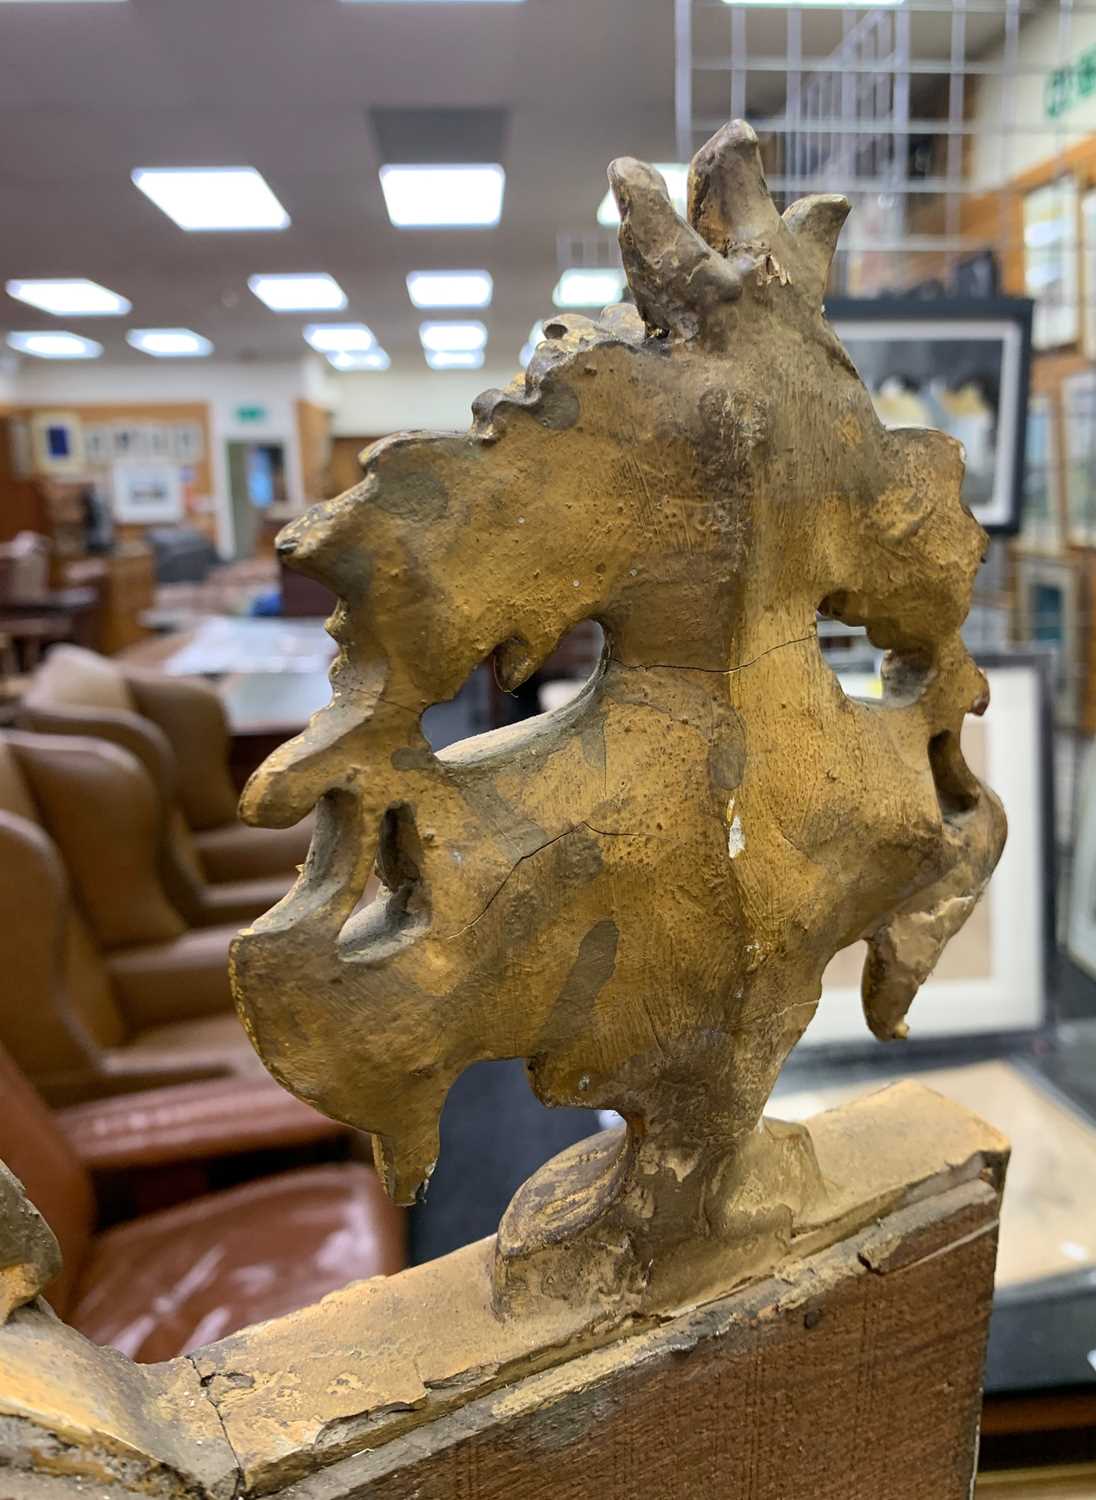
230, 121, 1006, 1313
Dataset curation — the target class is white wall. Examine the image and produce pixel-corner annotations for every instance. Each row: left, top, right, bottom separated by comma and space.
10, 357, 328, 555
327, 365, 520, 438
972, 8, 1096, 187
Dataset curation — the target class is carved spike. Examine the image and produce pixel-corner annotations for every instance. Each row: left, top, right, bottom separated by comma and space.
782, 194, 851, 303
609, 155, 740, 341
687, 120, 781, 252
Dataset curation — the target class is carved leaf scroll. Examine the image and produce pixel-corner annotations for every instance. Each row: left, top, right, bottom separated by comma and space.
230, 121, 1005, 1306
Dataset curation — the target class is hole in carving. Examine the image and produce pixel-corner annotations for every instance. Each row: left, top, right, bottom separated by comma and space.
500, 620, 606, 723
928, 730, 979, 818
339, 801, 429, 959
409, 1057, 604, 1260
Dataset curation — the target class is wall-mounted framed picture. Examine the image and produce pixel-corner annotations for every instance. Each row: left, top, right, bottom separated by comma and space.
172, 422, 205, 464
1083, 186, 1096, 361
803, 655, 1052, 1049
828, 296, 1033, 534
83, 424, 111, 467
1013, 552, 1081, 727
1023, 174, 1080, 351
111, 461, 184, 524
147, 425, 174, 462
29, 410, 85, 477
1019, 393, 1062, 552
111, 423, 149, 462
1062, 368, 1096, 546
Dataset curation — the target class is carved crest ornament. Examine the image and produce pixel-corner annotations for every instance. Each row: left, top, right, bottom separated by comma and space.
231, 121, 1005, 1316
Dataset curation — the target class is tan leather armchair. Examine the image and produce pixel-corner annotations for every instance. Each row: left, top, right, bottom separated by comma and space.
0, 1044, 405, 1362
22, 645, 312, 927
0, 730, 259, 1104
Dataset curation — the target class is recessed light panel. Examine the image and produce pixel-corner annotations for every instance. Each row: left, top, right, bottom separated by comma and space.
328, 349, 391, 372
597, 164, 688, 228
127, 328, 213, 358
133, 168, 290, 232
249, 274, 347, 312
7, 331, 102, 360
380, 165, 505, 228
407, 270, 493, 309
426, 350, 485, 371
419, 320, 487, 354
6, 279, 130, 316
304, 323, 376, 353
552, 268, 626, 308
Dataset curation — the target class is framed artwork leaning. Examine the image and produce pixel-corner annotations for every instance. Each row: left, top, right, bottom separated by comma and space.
1062, 368, 1096, 546
804, 655, 1052, 1048
828, 296, 1034, 534
1020, 392, 1063, 552
1013, 552, 1081, 728
1023, 174, 1081, 351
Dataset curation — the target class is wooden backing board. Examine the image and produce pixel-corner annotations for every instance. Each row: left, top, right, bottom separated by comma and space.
272, 1179, 1001, 1500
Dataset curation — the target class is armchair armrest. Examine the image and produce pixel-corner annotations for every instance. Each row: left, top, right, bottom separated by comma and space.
55, 1074, 345, 1172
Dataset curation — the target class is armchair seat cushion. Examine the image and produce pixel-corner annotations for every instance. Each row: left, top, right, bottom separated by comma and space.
69, 1164, 405, 1362
193, 816, 312, 885
121, 1010, 262, 1068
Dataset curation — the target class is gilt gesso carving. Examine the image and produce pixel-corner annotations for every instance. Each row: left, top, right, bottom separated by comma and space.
231, 122, 1005, 1313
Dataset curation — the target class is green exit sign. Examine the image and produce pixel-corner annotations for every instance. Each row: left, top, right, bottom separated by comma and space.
235, 404, 268, 424
1046, 46, 1096, 118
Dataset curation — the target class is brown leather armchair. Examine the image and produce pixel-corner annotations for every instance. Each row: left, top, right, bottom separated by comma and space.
22, 644, 312, 927
0, 730, 260, 1104
0, 1045, 405, 1362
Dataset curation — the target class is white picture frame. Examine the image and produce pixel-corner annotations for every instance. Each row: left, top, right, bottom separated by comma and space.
1023, 175, 1081, 351
83, 424, 112, 467
1020, 393, 1063, 553
1083, 185, 1096, 362
1067, 737, 1096, 979
111, 461, 184, 524
1013, 553, 1080, 728
803, 660, 1047, 1046
172, 422, 205, 464
1063, 368, 1096, 547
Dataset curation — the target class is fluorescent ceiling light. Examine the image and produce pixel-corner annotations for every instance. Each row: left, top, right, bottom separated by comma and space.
519, 320, 545, 368
132, 168, 290, 232
304, 322, 376, 353
597, 164, 688, 228
552, 268, 626, 308
127, 328, 212, 358
327, 349, 391, 372
249, 274, 347, 312
6, 278, 130, 316
342, 1, 522, 5
380, 165, 505, 228
426, 350, 484, 371
7, 331, 102, 360
419, 320, 487, 354
407, 270, 493, 308
723, 0, 898, 5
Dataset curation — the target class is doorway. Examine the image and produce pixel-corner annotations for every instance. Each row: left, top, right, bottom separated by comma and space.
227, 440, 287, 559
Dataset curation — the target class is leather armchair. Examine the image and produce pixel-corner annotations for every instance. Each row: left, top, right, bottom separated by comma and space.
0, 1045, 405, 1362
0, 731, 260, 1103
21, 645, 313, 927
